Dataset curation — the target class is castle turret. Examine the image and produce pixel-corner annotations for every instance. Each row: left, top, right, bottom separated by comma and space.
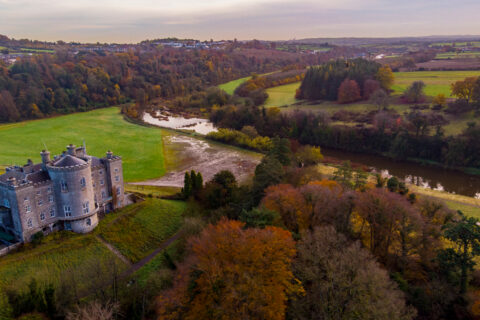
40, 150, 51, 168
67, 144, 76, 156
106, 150, 113, 159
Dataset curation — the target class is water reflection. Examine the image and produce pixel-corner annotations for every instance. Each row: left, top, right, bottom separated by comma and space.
323, 148, 480, 197
143, 111, 217, 135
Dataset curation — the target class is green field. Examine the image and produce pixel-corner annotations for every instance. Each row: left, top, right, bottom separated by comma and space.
392, 70, 480, 97
0, 107, 165, 182
260, 71, 480, 108
218, 76, 251, 95
0, 197, 186, 315
264, 82, 301, 107
435, 52, 480, 60
99, 198, 186, 263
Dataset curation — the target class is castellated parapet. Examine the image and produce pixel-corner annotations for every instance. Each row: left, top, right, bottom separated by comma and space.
0, 144, 126, 243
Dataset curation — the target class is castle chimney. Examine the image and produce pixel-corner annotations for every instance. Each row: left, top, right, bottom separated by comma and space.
106, 150, 113, 159
67, 144, 76, 156
40, 150, 51, 167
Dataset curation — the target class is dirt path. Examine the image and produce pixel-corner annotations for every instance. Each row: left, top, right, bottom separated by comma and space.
123, 230, 184, 277
96, 235, 132, 267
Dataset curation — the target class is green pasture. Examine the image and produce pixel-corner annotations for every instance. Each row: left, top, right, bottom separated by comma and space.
99, 198, 186, 263
218, 76, 251, 95
264, 82, 301, 107
435, 52, 480, 60
392, 70, 480, 97
0, 107, 165, 182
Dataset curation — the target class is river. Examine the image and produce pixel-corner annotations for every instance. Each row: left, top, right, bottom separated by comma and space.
322, 148, 480, 198
141, 112, 480, 198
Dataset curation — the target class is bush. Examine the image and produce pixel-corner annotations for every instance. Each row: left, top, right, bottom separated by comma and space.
207, 128, 272, 152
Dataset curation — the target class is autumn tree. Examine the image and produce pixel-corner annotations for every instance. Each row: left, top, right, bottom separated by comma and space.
338, 79, 361, 104
363, 79, 381, 99
404, 81, 426, 103
354, 188, 423, 264
376, 65, 395, 91
294, 145, 323, 167
432, 93, 447, 108
369, 88, 389, 110
0, 91, 20, 122
451, 77, 478, 103
156, 219, 302, 320
289, 226, 415, 320
262, 184, 311, 233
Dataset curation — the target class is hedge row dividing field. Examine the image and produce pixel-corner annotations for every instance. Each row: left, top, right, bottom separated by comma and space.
0, 107, 165, 182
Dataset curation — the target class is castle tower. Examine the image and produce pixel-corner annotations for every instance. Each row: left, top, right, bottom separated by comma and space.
46, 155, 98, 233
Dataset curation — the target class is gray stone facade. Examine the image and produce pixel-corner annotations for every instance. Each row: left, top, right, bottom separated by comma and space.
0, 144, 125, 242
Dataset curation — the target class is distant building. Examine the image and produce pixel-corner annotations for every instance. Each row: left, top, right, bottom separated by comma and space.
0, 144, 125, 243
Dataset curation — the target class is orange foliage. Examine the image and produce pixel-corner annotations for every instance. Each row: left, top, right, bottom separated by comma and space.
262, 184, 311, 232
156, 219, 302, 320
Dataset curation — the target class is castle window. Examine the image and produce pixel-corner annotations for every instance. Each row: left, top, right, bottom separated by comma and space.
86, 218, 91, 226
40, 212, 45, 221
65, 222, 71, 230
64, 206, 72, 217
82, 201, 90, 214
61, 180, 68, 192
116, 187, 121, 195
93, 182, 96, 187
25, 205, 31, 213
99, 171, 103, 175
36, 191, 41, 196
37, 199, 43, 206
80, 177, 86, 188
50, 207, 55, 217
102, 191, 106, 199
49, 195, 54, 203
24, 197, 29, 202
100, 179, 104, 186
115, 176, 119, 182
3, 199, 9, 208
114, 168, 119, 173
27, 219, 33, 228
47, 187, 52, 193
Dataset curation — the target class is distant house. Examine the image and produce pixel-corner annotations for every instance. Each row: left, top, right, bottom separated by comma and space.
0, 144, 125, 243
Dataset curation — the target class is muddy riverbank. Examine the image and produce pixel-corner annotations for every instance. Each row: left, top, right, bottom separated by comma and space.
132, 132, 261, 188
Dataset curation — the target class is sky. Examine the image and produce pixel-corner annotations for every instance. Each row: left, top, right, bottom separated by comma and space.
1, 0, 480, 43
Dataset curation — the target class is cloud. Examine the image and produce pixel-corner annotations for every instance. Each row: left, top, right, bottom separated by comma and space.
0, 0, 479, 42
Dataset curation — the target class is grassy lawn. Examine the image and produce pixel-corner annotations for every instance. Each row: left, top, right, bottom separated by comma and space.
218, 76, 251, 95
392, 70, 480, 97
0, 107, 165, 182
98, 198, 186, 263
264, 82, 301, 107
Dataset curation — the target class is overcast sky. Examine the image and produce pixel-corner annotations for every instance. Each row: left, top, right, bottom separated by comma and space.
1, 0, 480, 43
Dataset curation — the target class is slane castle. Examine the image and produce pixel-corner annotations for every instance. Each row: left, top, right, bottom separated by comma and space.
0, 144, 125, 243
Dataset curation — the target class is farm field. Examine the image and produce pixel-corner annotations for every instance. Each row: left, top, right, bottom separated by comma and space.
0, 107, 165, 182
264, 82, 301, 107
261, 71, 480, 108
218, 76, 251, 95
435, 52, 480, 59
392, 70, 480, 97
98, 198, 186, 263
